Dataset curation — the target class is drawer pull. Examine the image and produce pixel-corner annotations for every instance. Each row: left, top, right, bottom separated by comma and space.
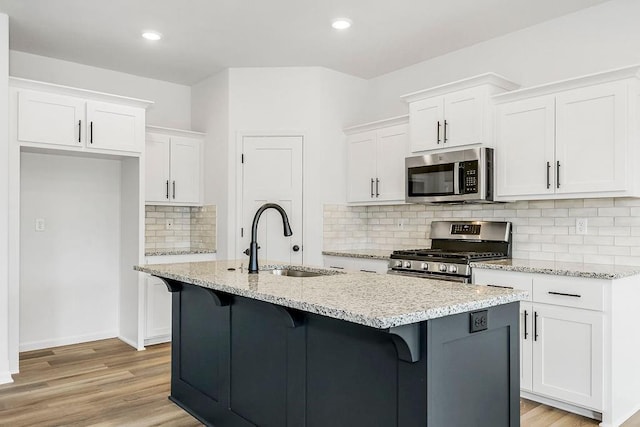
548, 291, 581, 298
487, 284, 514, 289
534, 311, 539, 341
329, 266, 344, 270
524, 310, 529, 340
360, 269, 377, 273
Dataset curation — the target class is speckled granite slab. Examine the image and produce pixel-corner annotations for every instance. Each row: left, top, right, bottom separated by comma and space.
322, 250, 391, 260
135, 260, 527, 329
471, 259, 640, 280
145, 249, 217, 256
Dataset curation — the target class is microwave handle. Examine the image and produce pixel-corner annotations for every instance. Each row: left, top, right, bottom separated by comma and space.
453, 162, 462, 195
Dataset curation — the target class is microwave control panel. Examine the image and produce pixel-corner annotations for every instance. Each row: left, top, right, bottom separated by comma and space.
461, 160, 478, 194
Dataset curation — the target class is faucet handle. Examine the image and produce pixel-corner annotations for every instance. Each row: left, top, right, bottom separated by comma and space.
243, 246, 260, 256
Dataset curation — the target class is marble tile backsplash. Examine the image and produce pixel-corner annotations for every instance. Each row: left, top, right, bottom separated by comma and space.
323, 198, 640, 266
145, 205, 216, 252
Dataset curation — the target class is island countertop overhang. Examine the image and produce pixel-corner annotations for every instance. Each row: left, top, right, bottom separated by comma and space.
135, 259, 527, 329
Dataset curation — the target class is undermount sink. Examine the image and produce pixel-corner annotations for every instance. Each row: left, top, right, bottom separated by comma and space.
269, 268, 325, 278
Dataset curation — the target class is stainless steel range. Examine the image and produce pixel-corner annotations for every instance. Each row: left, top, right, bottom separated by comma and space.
388, 220, 512, 283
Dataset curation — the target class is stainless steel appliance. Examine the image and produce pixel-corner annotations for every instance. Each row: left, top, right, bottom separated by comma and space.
405, 147, 494, 203
388, 220, 511, 283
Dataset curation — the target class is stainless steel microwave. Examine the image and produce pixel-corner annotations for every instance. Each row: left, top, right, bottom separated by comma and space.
405, 147, 494, 203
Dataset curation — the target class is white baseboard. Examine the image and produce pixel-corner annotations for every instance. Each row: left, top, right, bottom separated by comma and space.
521, 391, 602, 421
19, 331, 118, 352
118, 335, 145, 351
144, 335, 171, 346
0, 371, 13, 385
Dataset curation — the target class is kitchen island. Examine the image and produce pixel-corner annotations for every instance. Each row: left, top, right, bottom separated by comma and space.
135, 260, 527, 427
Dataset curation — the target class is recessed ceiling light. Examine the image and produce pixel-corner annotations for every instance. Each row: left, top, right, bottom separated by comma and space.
142, 31, 162, 41
331, 18, 352, 30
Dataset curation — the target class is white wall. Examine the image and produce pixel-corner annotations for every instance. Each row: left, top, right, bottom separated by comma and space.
191, 69, 230, 257
10, 51, 191, 129
0, 13, 10, 384
226, 67, 368, 265
19, 152, 121, 351
364, 0, 640, 121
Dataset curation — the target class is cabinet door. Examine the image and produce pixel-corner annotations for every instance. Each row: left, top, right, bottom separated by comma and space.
443, 87, 485, 148
532, 304, 603, 410
555, 81, 627, 194
520, 302, 533, 392
347, 131, 377, 202
86, 101, 144, 153
409, 97, 444, 152
145, 133, 171, 203
17, 90, 85, 148
145, 276, 172, 341
170, 136, 202, 204
495, 96, 556, 198
375, 124, 408, 202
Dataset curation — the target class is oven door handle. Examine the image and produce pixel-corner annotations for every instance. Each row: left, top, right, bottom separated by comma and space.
453, 162, 463, 195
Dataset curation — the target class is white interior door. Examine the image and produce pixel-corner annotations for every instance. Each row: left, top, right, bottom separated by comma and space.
241, 136, 303, 266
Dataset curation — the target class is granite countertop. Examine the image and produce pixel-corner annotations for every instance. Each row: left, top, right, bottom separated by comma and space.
322, 249, 391, 260
135, 260, 527, 329
145, 249, 217, 257
471, 258, 640, 280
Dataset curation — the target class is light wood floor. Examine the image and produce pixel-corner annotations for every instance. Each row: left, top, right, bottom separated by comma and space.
0, 339, 638, 427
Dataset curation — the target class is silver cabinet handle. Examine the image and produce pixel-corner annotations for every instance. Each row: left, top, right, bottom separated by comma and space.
166, 180, 169, 199
78, 120, 82, 143
370, 178, 374, 198
90, 121, 93, 144
172, 181, 176, 199
437, 121, 441, 144
534, 311, 539, 341
524, 310, 529, 340
360, 269, 376, 273
375, 178, 380, 197
556, 161, 560, 188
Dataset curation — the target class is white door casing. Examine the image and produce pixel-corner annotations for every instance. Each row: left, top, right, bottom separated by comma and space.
240, 135, 303, 266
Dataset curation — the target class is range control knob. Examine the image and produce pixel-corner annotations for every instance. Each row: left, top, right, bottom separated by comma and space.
448, 265, 458, 273
439, 264, 447, 272
421, 263, 429, 271
394, 260, 403, 268
403, 261, 412, 269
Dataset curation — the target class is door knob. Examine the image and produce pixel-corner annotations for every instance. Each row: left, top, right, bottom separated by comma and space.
292, 245, 300, 252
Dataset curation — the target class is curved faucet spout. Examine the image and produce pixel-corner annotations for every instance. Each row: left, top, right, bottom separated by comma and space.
248, 203, 293, 274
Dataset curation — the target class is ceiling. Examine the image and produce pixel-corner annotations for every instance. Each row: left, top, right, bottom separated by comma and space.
0, 0, 611, 86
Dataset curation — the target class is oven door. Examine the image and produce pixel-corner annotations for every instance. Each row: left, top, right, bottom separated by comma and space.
388, 269, 470, 283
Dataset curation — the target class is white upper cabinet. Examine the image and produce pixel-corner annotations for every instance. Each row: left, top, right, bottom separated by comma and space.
145, 127, 204, 205
86, 101, 144, 152
494, 66, 639, 200
345, 116, 409, 204
402, 74, 519, 153
12, 78, 151, 156
17, 91, 86, 148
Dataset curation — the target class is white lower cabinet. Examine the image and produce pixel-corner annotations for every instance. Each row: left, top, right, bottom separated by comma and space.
473, 269, 604, 413
323, 255, 388, 274
144, 253, 216, 345
531, 303, 603, 409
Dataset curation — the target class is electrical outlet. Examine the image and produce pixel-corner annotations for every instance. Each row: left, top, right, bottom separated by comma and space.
470, 310, 488, 333
35, 218, 45, 232
165, 219, 174, 230
576, 218, 588, 235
